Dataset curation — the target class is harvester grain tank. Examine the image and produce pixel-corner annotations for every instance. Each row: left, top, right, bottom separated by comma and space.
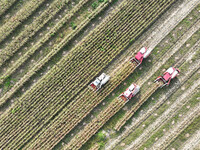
90, 73, 110, 91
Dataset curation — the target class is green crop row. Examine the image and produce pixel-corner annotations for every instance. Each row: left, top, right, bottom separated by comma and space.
114, 21, 200, 131
65, 99, 125, 150
22, 1, 177, 149
0, 0, 91, 106
0, 0, 175, 149
0, 0, 68, 68
0, 0, 47, 43
0, 0, 17, 16
24, 57, 135, 150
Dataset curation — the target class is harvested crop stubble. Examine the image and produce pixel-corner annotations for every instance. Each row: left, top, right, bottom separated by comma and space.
0, 0, 176, 149
0, 0, 47, 43
0, 0, 68, 69
150, 102, 200, 150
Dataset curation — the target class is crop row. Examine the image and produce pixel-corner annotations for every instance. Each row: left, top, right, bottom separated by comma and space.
114, 22, 200, 131
0, 0, 68, 68
0, 0, 175, 149
0, 0, 98, 105
23, 1, 178, 149
0, 0, 17, 16
150, 102, 200, 150
66, 15, 200, 148
89, 143, 100, 150
112, 42, 200, 150
0, 0, 47, 44
0, 0, 112, 129
0, 0, 139, 132
143, 83, 200, 150
23, 58, 135, 149
0, 0, 131, 148
65, 98, 125, 150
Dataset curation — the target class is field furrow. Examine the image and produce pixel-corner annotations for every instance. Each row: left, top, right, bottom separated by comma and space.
180, 129, 200, 150
89, 143, 100, 150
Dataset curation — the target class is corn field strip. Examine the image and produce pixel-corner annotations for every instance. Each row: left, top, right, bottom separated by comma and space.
0, 0, 69, 69
0, 0, 115, 131
64, 28, 200, 149
106, 21, 200, 150
0, 0, 109, 106
124, 77, 200, 150
0, 0, 174, 149
22, 59, 137, 150
114, 21, 200, 131
0, 0, 47, 43
18, 1, 178, 149
149, 102, 200, 150
180, 129, 200, 150
108, 58, 200, 150
0, 0, 91, 105
0, 0, 17, 16
66, 57, 199, 150
89, 143, 100, 150
65, 98, 126, 150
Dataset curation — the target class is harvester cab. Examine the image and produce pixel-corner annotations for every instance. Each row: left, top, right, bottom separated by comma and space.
90, 73, 110, 91
130, 47, 151, 67
154, 67, 180, 88
119, 83, 140, 102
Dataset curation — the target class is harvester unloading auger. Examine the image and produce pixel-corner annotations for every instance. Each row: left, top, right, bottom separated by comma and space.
89, 47, 152, 92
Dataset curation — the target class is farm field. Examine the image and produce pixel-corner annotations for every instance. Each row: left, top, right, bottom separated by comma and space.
0, 0, 199, 150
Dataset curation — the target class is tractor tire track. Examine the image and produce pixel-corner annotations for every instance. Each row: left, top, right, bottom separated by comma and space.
124, 79, 200, 150
150, 103, 200, 150
180, 129, 200, 150
106, 54, 200, 150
